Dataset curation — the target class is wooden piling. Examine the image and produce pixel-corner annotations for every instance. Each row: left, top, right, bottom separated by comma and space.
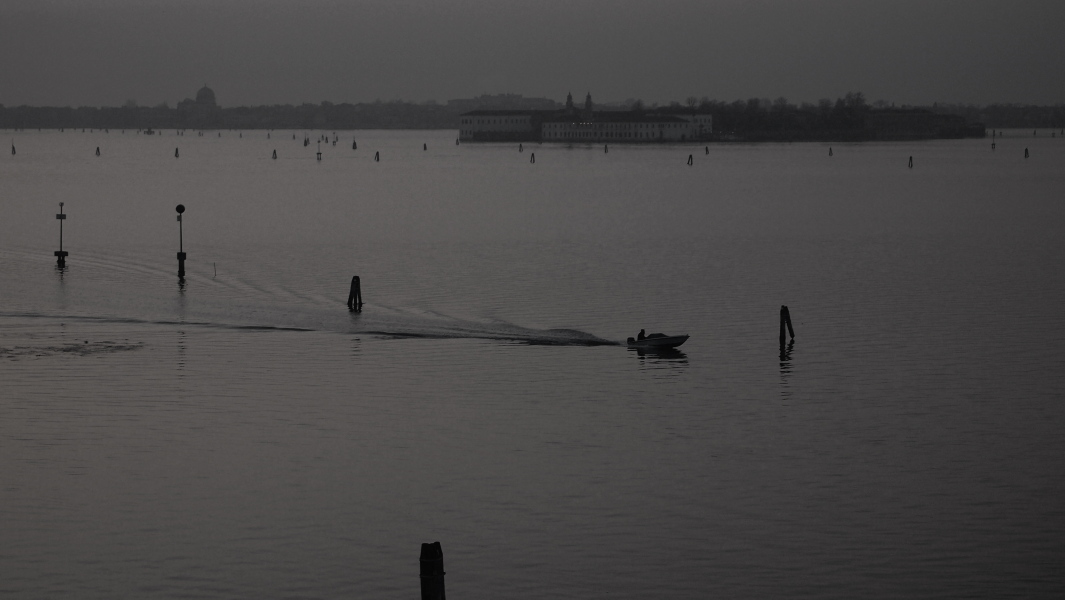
779, 305, 794, 344
419, 542, 446, 600
347, 276, 363, 310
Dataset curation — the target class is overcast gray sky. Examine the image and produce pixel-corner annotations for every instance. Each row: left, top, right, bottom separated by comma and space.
2, 0, 1063, 108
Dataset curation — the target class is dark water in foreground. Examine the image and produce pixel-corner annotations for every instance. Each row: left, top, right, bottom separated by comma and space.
2, 130, 1064, 598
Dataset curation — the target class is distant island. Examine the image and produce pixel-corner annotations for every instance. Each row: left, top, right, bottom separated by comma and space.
2, 86, 1061, 142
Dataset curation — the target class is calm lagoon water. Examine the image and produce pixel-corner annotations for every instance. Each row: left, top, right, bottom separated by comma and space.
2, 129, 1064, 598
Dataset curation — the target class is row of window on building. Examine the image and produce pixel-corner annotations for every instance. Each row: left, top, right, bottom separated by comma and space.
459, 117, 529, 125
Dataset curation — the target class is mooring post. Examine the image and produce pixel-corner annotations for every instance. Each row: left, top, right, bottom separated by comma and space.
347, 275, 363, 310
419, 542, 446, 600
54, 202, 68, 268
176, 204, 186, 279
779, 305, 795, 345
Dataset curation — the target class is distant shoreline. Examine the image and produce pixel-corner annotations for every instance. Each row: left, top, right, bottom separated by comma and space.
3, 100, 1061, 137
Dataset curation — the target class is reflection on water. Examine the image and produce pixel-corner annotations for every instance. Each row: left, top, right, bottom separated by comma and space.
176, 329, 186, 372
628, 346, 688, 370
53, 263, 68, 310
779, 339, 794, 401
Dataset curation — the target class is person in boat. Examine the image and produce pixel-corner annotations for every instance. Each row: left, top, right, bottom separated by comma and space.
637, 329, 646, 341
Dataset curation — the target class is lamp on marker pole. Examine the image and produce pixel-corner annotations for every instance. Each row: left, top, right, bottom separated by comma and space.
54, 202, 68, 268
176, 204, 186, 278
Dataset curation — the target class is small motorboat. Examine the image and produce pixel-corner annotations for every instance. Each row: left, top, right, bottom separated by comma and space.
626, 333, 689, 348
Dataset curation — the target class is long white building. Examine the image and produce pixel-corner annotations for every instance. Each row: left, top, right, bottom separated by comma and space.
459, 92, 712, 143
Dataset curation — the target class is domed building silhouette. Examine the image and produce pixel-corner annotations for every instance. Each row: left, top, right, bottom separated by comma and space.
195, 85, 217, 107
177, 84, 221, 127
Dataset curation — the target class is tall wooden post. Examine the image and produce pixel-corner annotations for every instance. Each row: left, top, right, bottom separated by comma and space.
779, 305, 794, 344
347, 276, 363, 311
419, 542, 445, 600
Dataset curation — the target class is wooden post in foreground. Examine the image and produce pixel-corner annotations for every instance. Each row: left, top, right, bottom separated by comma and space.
347, 276, 363, 311
779, 305, 794, 345
420, 542, 446, 600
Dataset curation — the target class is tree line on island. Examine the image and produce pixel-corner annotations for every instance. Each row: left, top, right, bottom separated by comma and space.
1, 92, 1061, 140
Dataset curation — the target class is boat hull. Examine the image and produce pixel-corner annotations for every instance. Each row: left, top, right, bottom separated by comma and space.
626, 334, 689, 348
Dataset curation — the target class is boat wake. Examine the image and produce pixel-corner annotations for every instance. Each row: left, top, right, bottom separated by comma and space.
0, 310, 617, 347
0, 339, 144, 360
364, 327, 616, 346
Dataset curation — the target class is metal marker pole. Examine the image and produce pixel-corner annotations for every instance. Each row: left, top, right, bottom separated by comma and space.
176, 204, 186, 278
54, 202, 68, 267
